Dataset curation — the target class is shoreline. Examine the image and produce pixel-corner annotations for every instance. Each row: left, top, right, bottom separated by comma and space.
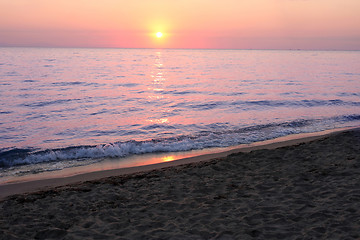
1, 126, 359, 239
0, 126, 357, 200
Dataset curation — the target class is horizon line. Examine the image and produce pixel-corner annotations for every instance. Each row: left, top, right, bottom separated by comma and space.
0, 45, 359, 52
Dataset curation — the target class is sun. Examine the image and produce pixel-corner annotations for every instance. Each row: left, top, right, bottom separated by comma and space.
156, 32, 163, 38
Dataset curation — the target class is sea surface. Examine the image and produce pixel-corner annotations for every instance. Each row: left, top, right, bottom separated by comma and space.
1, 48, 360, 180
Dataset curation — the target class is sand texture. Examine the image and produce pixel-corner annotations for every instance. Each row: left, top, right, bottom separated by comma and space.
1, 130, 360, 239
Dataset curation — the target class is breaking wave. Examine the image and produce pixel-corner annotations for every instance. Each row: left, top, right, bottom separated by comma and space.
1, 114, 359, 168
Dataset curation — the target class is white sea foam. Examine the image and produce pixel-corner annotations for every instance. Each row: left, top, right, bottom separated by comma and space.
3, 115, 360, 169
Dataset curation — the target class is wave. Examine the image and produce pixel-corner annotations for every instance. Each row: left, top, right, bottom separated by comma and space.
1, 114, 360, 168
171, 99, 360, 111
232, 99, 360, 108
21, 99, 81, 108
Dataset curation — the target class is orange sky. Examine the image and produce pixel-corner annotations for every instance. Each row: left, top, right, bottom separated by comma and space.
0, 0, 359, 50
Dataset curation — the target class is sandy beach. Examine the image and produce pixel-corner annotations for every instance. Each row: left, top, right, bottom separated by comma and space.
1, 129, 360, 239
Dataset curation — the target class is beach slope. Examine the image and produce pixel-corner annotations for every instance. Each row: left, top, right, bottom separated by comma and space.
1, 129, 360, 239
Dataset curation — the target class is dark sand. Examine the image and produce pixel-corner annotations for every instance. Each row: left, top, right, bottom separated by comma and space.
1, 129, 360, 239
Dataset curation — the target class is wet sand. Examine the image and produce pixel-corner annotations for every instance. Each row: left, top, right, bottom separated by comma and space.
1, 129, 360, 239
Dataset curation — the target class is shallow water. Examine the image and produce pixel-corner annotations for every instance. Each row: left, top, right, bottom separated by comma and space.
1, 48, 360, 177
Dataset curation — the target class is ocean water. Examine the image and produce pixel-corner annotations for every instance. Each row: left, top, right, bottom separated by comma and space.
1, 48, 360, 179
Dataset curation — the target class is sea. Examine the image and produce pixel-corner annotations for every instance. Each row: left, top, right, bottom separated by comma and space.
1, 47, 360, 182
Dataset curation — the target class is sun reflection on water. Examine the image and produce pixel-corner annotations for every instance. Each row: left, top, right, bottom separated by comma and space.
147, 51, 170, 125
161, 156, 175, 162
146, 118, 169, 124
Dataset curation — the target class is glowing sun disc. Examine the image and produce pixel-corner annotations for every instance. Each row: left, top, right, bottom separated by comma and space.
156, 32, 163, 38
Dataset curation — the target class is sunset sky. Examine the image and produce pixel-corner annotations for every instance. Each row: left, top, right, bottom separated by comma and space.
0, 0, 359, 50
